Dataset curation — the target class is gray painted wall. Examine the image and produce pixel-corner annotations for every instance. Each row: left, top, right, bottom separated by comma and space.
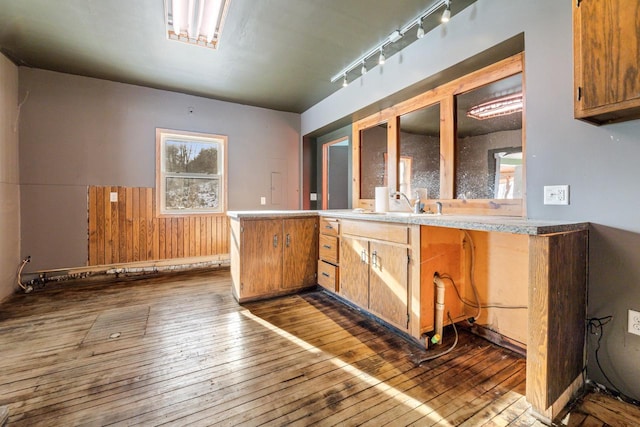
314, 124, 352, 210
0, 54, 21, 301
301, 0, 640, 402
19, 68, 301, 271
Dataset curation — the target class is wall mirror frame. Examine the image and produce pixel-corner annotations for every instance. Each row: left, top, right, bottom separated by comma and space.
353, 52, 525, 216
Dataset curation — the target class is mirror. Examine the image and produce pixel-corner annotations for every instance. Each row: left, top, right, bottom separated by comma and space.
455, 73, 523, 200
398, 103, 441, 200
323, 138, 350, 209
359, 123, 388, 199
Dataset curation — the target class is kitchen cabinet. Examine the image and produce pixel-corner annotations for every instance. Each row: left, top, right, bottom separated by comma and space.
339, 220, 419, 333
317, 218, 340, 292
574, 0, 640, 124
229, 216, 318, 302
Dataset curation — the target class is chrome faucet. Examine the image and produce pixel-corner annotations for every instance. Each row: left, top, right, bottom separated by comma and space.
435, 201, 443, 215
391, 191, 422, 213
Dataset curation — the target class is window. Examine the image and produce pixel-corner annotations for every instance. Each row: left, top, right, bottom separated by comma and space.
156, 128, 227, 215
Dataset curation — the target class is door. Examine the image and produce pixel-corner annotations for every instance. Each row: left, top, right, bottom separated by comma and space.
339, 235, 370, 308
240, 219, 282, 298
368, 241, 409, 331
282, 217, 318, 289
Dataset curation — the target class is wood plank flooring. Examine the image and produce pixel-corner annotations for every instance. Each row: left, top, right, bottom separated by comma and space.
0, 270, 558, 425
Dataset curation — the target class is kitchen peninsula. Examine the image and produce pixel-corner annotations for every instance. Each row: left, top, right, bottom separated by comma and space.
228, 210, 588, 421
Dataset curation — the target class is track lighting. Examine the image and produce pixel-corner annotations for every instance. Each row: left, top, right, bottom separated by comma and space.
342, 74, 348, 87
441, 1, 451, 23
416, 20, 425, 39
330, 0, 457, 84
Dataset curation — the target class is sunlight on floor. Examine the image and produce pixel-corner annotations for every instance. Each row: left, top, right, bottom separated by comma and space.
240, 308, 451, 424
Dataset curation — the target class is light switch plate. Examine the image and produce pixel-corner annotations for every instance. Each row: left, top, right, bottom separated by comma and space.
629, 309, 640, 336
544, 185, 569, 205
260, 196, 266, 205
310, 193, 317, 201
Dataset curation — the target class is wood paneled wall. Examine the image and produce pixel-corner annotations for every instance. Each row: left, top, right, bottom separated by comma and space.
88, 186, 229, 266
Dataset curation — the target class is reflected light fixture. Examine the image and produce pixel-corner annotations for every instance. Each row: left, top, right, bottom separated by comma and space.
330, 0, 453, 85
165, 0, 230, 49
441, 1, 451, 23
467, 92, 524, 120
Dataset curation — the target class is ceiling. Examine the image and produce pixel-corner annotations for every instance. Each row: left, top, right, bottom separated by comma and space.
0, 0, 475, 114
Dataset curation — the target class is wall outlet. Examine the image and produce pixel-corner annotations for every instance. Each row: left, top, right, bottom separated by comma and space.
629, 309, 640, 336
110, 192, 118, 202
260, 196, 266, 205
544, 185, 569, 205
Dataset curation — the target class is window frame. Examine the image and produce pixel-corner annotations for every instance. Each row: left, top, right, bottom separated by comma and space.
155, 128, 228, 217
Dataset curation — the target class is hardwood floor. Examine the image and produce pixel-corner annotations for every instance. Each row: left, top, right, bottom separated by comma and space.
0, 270, 553, 426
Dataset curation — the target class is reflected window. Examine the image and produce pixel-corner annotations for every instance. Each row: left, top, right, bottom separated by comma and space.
399, 103, 440, 199
455, 73, 523, 200
359, 123, 388, 199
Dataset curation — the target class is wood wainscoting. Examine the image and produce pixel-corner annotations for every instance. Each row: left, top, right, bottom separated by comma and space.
88, 186, 229, 265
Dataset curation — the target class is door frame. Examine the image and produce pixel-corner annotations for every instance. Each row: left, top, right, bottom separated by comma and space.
321, 136, 349, 210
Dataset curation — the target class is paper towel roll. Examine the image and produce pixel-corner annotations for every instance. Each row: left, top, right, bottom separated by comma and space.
375, 187, 389, 212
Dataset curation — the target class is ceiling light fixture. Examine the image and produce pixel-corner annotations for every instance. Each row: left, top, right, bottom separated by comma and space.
416, 20, 425, 39
467, 92, 524, 120
361, 61, 368, 75
441, 1, 452, 23
330, 0, 451, 85
165, 0, 230, 50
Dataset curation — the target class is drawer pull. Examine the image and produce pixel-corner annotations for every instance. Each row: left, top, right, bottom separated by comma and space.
323, 244, 332, 249
325, 224, 334, 229
372, 251, 378, 268
273, 235, 278, 247
321, 272, 331, 278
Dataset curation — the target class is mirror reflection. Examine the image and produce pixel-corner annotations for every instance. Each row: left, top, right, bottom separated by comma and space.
359, 123, 387, 199
455, 73, 523, 200
399, 103, 441, 200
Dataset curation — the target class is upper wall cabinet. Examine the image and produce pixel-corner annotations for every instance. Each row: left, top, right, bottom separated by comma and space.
574, 0, 640, 125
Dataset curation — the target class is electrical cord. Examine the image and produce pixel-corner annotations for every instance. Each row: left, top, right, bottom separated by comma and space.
587, 316, 640, 406
417, 312, 458, 364
439, 273, 528, 310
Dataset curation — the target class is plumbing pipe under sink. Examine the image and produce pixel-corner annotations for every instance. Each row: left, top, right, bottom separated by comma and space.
434, 273, 445, 345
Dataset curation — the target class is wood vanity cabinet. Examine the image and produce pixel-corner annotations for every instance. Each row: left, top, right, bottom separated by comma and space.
230, 216, 318, 302
339, 220, 420, 333
574, 0, 640, 124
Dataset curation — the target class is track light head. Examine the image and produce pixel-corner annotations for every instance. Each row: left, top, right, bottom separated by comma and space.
361, 61, 367, 75
441, 2, 451, 23
378, 48, 386, 65
416, 20, 425, 39
342, 74, 348, 87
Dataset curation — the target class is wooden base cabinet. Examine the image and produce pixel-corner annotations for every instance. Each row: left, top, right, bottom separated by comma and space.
339, 220, 420, 335
230, 216, 318, 302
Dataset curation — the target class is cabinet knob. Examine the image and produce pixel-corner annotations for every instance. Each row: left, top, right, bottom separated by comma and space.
286, 233, 291, 247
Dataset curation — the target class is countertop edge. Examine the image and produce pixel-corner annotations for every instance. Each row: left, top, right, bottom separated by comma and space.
226, 210, 589, 235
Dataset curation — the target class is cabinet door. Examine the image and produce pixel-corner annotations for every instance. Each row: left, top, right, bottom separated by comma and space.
282, 217, 318, 289
575, 0, 640, 122
239, 219, 282, 298
339, 235, 370, 309
368, 241, 409, 331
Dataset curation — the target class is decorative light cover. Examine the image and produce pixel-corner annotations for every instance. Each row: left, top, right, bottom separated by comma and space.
467, 93, 523, 120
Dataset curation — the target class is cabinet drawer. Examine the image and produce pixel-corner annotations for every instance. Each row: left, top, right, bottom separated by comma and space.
319, 235, 339, 264
318, 260, 338, 292
320, 218, 340, 236
341, 219, 409, 245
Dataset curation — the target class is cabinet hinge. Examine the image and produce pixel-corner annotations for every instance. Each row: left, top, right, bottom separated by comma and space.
240, 282, 244, 290
577, 86, 582, 102
240, 226, 244, 233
